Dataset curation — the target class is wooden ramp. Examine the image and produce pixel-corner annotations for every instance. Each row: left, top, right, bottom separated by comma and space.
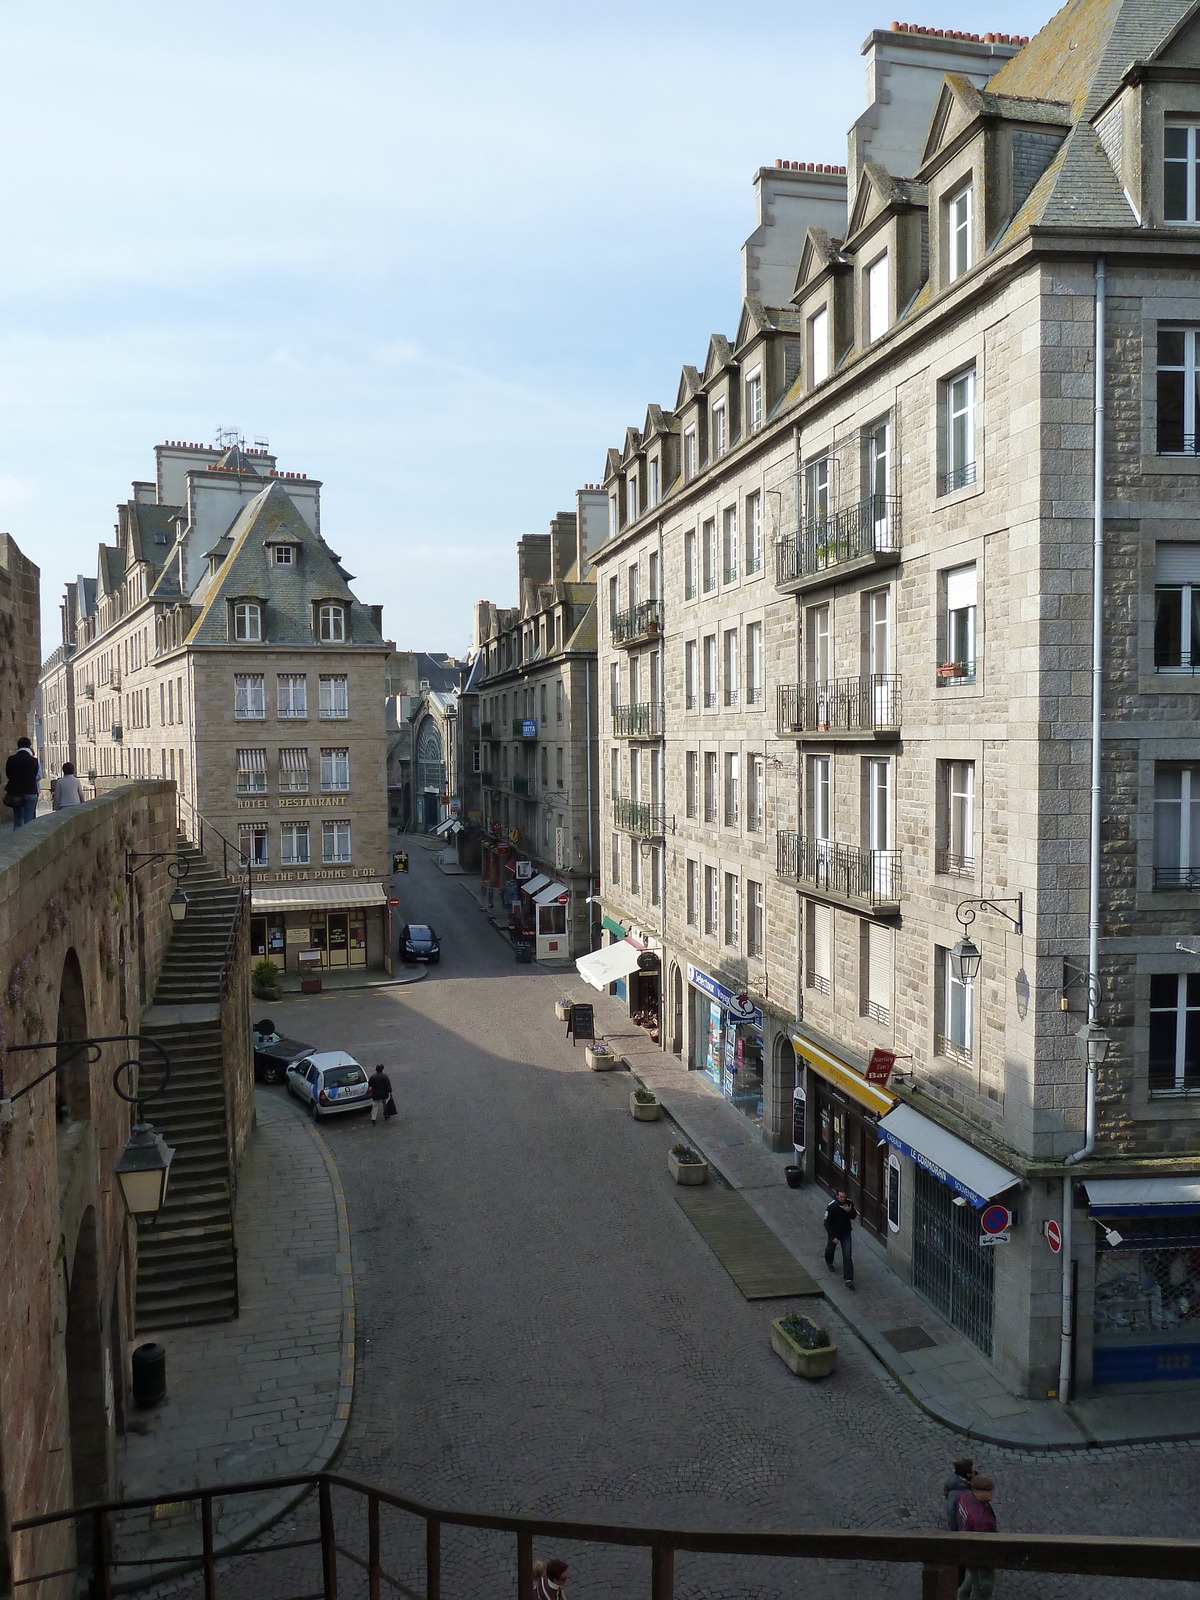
675, 1189, 822, 1300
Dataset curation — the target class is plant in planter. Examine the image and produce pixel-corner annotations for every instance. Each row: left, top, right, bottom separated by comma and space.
555, 996, 573, 1022
771, 1312, 837, 1380
630, 1086, 660, 1121
585, 1039, 618, 1071
667, 1142, 709, 1185
252, 958, 282, 1000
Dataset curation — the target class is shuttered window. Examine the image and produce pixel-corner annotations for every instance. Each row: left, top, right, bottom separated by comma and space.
808, 901, 832, 993
867, 923, 893, 1022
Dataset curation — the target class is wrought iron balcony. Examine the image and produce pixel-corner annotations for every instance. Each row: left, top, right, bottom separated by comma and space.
612, 702, 665, 739
937, 848, 975, 877
776, 831, 901, 914
613, 796, 666, 838
775, 495, 901, 592
777, 675, 901, 739
611, 598, 663, 647
512, 775, 530, 795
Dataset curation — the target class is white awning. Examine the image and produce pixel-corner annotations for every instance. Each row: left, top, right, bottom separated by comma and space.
878, 1103, 1021, 1209
251, 882, 388, 911
1084, 1177, 1200, 1216
575, 939, 643, 991
522, 873, 552, 897
237, 747, 266, 773
434, 816, 456, 836
534, 879, 569, 905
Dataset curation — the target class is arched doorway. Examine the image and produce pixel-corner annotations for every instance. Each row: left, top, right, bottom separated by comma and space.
65, 1208, 109, 1511
670, 964, 683, 1057
55, 948, 90, 1122
776, 1036, 799, 1150
416, 721, 444, 830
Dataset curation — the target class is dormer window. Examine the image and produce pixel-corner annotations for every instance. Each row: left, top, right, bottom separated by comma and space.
684, 426, 697, 481
810, 308, 829, 386
628, 474, 638, 522
949, 184, 973, 280
746, 369, 762, 433
318, 603, 345, 642
648, 458, 660, 508
868, 255, 889, 343
234, 602, 262, 641
1165, 124, 1200, 223
273, 544, 296, 566
712, 401, 727, 459
609, 495, 618, 538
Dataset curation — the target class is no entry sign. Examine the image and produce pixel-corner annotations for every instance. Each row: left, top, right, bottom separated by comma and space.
1045, 1219, 1062, 1254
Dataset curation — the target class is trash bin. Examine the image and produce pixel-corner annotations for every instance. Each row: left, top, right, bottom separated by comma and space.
132, 1341, 167, 1407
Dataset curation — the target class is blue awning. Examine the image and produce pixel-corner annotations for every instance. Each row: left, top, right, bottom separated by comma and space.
1085, 1178, 1200, 1217
878, 1103, 1021, 1210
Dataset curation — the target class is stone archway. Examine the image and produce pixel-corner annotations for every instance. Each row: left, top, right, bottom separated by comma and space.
65, 1207, 109, 1510
670, 964, 684, 1057
55, 948, 90, 1122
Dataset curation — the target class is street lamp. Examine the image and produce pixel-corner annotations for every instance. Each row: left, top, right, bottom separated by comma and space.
114, 1121, 175, 1217
126, 849, 189, 924
950, 932, 982, 985
1074, 1018, 1112, 1068
168, 884, 188, 924
950, 894, 1024, 985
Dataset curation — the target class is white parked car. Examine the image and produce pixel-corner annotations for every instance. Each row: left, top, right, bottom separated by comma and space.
285, 1051, 371, 1119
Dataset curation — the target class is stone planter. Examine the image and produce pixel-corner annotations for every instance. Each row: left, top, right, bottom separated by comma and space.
555, 999, 572, 1022
630, 1092, 660, 1121
253, 985, 282, 1002
770, 1318, 837, 1380
586, 1046, 617, 1071
668, 1149, 708, 1185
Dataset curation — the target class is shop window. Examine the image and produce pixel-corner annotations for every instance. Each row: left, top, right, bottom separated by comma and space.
1149, 972, 1200, 1093
887, 1153, 901, 1233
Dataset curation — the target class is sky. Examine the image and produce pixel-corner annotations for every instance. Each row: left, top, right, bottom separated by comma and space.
0, 1, 1054, 661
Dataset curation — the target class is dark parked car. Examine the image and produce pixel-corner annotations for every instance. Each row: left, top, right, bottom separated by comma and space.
253, 1021, 314, 1085
399, 923, 440, 964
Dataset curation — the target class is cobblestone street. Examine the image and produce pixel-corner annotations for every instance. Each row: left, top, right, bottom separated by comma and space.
199, 844, 1200, 1599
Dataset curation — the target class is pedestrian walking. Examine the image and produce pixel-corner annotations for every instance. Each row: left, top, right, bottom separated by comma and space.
823, 1188, 857, 1286
4, 736, 40, 829
52, 762, 85, 810
368, 1063, 393, 1126
956, 1473, 997, 1599
943, 1457, 975, 1590
531, 1557, 567, 1597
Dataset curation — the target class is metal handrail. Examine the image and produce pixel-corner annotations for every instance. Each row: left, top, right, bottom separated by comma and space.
777, 675, 901, 736
776, 494, 901, 586
613, 797, 666, 837
11, 1469, 1200, 1598
612, 702, 665, 738
611, 598, 664, 644
776, 831, 902, 908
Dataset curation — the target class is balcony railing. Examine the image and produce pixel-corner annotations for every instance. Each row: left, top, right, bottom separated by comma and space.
611, 598, 663, 646
776, 831, 902, 912
777, 675, 902, 737
613, 796, 666, 837
613, 701, 665, 738
1153, 866, 1200, 890
1158, 428, 1200, 455
936, 660, 976, 687
937, 1032, 973, 1067
937, 849, 975, 877
776, 495, 901, 589
512, 775, 530, 795
685, 581, 697, 600
938, 459, 977, 496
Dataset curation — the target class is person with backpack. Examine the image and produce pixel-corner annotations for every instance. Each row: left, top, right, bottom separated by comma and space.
956, 1473, 997, 1598
823, 1188, 857, 1286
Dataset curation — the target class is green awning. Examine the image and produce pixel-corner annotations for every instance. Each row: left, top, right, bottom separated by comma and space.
602, 913, 627, 939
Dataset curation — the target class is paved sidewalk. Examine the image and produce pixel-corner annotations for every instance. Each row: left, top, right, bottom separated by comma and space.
275, 966, 426, 996
114, 1090, 355, 1577
559, 979, 1200, 1453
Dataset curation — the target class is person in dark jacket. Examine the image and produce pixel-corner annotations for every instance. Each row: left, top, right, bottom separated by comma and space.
532, 1558, 567, 1598
5, 736, 39, 828
944, 1458, 975, 1589
823, 1188, 857, 1285
368, 1064, 393, 1127
956, 1474, 997, 1598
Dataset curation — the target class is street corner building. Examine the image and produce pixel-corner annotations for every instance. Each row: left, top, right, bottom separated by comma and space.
475, 502, 603, 961
38, 440, 392, 976
590, 0, 1200, 1401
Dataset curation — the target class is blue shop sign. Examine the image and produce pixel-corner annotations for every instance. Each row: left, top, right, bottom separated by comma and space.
687, 964, 762, 1029
522, 718, 537, 737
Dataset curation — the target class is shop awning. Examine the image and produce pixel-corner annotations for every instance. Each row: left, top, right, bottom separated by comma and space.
534, 879, 569, 905
1084, 1177, 1200, 1217
791, 1033, 895, 1116
251, 882, 388, 911
878, 1103, 1021, 1210
433, 816, 456, 837
576, 940, 642, 991
522, 873, 552, 897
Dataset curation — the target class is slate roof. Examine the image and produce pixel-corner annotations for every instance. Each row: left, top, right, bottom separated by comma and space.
185, 480, 384, 648
565, 600, 597, 654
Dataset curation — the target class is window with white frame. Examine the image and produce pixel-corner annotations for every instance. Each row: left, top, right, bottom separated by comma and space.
685, 530, 697, 599
941, 759, 975, 875
712, 401, 727, 459
746, 368, 763, 433
684, 427, 697, 481
722, 505, 738, 582
556, 679, 564, 721
943, 367, 977, 492
651, 846, 662, 907
278, 748, 309, 792
556, 745, 564, 786
704, 751, 717, 823
703, 519, 717, 592
943, 564, 978, 680
749, 752, 764, 831
234, 674, 265, 720
686, 858, 698, 924
686, 750, 698, 817
746, 491, 763, 574
239, 822, 268, 867
319, 675, 349, 718
806, 602, 831, 686
806, 900, 831, 994
1154, 766, 1200, 888
703, 634, 717, 707
723, 629, 739, 706
1164, 123, 1200, 224
810, 754, 831, 842
863, 922, 893, 1023
609, 495, 618, 538
322, 819, 352, 863
234, 601, 262, 641
278, 674, 307, 718
273, 543, 295, 566
724, 752, 739, 826
608, 576, 618, 632
868, 255, 889, 343
724, 872, 739, 945
612, 831, 621, 884
627, 473, 638, 522
236, 747, 267, 794
1157, 328, 1200, 454
746, 622, 763, 706
280, 821, 310, 865
628, 562, 639, 611
321, 747, 350, 791
649, 458, 660, 508
610, 661, 619, 714
747, 880, 764, 956
1149, 973, 1200, 1092
940, 946, 974, 1062
685, 641, 697, 710
704, 865, 718, 935
611, 746, 619, 800
810, 307, 829, 385
318, 603, 346, 642
948, 183, 973, 280
630, 840, 640, 896
649, 550, 660, 601
1155, 542, 1200, 671
540, 683, 548, 724
806, 456, 829, 529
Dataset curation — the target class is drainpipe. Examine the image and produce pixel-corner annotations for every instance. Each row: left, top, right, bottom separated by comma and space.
1059, 256, 1105, 1406
585, 658, 595, 950
792, 425, 801, 546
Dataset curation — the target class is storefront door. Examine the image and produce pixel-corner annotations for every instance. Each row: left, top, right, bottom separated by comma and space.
813, 1076, 886, 1240
1092, 1219, 1200, 1384
912, 1165, 995, 1356
250, 917, 267, 959
328, 912, 349, 968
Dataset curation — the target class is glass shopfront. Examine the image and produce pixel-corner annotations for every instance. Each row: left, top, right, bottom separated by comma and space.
688, 964, 764, 1127
793, 1033, 896, 1244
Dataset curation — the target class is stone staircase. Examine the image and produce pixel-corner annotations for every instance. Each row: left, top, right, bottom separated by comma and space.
136, 839, 245, 1331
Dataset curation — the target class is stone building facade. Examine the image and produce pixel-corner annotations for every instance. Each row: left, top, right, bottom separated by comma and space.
593, 2, 1200, 1398
476, 506, 600, 960
0, 533, 40, 788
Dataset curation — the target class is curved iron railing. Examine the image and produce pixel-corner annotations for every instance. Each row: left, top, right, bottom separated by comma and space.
776, 495, 901, 587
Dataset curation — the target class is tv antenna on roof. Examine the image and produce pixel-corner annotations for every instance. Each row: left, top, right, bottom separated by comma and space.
253, 437, 270, 453
214, 426, 243, 450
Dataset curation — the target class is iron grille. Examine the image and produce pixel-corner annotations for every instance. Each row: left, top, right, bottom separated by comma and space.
776, 831, 902, 910
912, 1164, 995, 1355
937, 849, 976, 877
775, 494, 901, 586
612, 702, 665, 738
777, 675, 902, 736
1153, 867, 1200, 890
938, 460, 978, 495
936, 1032, 973, 1067
613, 796, 666, 837
611, 598, 663, 645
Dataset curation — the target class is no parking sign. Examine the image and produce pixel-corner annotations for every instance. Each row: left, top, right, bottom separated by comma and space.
979, 1204, 1013, 1246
